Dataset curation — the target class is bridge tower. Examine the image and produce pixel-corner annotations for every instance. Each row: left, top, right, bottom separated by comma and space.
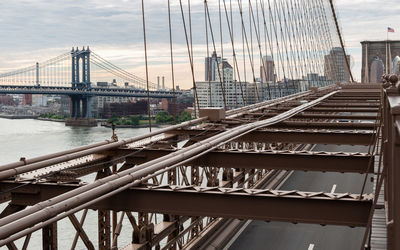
67, 47, 96, 126
71, 47, 91, 90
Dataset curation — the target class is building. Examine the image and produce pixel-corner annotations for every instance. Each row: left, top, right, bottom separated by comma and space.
370, 57, 385, 83
260, 56, 274, 83
361, 40, 400, 83
393, 56, 400, 75
22, 94, 32, 105
246, 81, 266, 105
102, 100, 148, 119
32, 95, 48, 107
95, 82, 134, 116
0, 94, 15, 106
205, 51, 221, 81
324, 47, 351, 83
196, 81, 248, 109
161, 89, 194, 116
60, 95, 71, 117
215, 60, 233, 83
303, 73, 331, 88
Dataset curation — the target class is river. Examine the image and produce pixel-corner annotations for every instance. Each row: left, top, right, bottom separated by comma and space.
0, 118, 156, 249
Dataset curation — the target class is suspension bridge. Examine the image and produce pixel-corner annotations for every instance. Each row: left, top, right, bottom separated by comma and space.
0, 47, 179, 120
0, 0, 398, 249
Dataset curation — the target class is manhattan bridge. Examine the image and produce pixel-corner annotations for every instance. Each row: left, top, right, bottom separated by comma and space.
0, 0, 398, 250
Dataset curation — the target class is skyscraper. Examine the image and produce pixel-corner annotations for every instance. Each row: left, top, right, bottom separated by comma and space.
205, 51, 221, 81
370, 57, 385, 83
324, 47, 351, 83
260, 56, 274, 83
393, 56, 400, 75
215, 60, 233, 83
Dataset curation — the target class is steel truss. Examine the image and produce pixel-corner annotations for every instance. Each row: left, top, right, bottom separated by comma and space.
0, 84, 384, 249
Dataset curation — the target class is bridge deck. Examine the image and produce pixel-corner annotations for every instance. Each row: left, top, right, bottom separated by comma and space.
0, 84, 390, 249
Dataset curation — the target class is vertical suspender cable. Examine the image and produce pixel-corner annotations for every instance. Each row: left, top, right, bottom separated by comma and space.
179, 0, 200, 118
222, 0, 247, 106
205, 0, 213, 107
168, 0, 177, 124
328, 0, 354, 82
141, 0, 152, 132
230, 0, 238, 108
205, 1, 227, 109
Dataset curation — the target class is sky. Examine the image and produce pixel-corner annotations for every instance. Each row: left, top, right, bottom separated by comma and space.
0, 0, 399, 89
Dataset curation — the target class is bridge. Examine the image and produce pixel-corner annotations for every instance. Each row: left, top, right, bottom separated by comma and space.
0, 47, 180, 120
0, 0, 399, 249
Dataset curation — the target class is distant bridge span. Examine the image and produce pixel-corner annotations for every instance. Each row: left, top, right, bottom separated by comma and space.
0, 85, 180, 99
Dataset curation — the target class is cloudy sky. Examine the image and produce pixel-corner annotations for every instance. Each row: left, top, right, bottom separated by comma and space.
0, 0, 398, 89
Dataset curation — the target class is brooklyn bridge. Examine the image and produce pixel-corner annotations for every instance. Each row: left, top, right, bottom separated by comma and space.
0, 0, 398, 250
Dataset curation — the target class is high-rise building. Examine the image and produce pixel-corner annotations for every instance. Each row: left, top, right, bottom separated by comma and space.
205, 51, 221, 81
260, 56, 274, 83
324, 47, 351, 83
361, 40, 400, 83
393, 56, 400, 75
215, 60, 233, 83
370, 57, 385, 83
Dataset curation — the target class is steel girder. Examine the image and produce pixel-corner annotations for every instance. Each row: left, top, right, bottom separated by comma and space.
0, 182, 372, 227
124, 148, 373, 173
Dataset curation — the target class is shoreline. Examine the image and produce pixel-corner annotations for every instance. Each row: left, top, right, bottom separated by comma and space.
0, 114, 39, 119
0, 115, 169, 128
101, 123, 168, 128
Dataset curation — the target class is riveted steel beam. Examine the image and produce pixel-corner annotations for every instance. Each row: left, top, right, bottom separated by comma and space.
124, 149, 373, 173
1, 182, 372, 227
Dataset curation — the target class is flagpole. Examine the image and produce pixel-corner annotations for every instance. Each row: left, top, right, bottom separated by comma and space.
386, 29, 388, 74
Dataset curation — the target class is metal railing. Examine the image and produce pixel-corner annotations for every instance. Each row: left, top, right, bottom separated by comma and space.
382, 74, 400, 250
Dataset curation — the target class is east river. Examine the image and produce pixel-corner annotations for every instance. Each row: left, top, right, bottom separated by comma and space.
0, 118, 156, 249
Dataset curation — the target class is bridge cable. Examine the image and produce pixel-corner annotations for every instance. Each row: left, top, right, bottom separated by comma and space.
168, 0, 177, 124
205, 0, 213, 107
178, 0, 200, 118
222, 0, 247, 106
328, 0, 354, 82
248, 0, 272, 100
259, 0, 282, 98
91, 53, 155, 89
228, 0, 239, 108
316, 0, 339, 85
318, 0, 339, 83
236, 0, 260, 102
91, 52, 156, 88
280, 0, 301, 87
141, 0, 152, 132
205, 0, 227, 110
273, 0, 296, 89
267, 0, 290, 93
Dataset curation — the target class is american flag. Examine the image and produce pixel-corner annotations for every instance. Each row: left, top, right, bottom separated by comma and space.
388, 27, 395, 33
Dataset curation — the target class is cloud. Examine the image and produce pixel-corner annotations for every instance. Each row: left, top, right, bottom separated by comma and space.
0, 0, 393, 88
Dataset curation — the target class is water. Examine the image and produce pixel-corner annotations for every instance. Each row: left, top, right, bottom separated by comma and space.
0, 118, 155, 249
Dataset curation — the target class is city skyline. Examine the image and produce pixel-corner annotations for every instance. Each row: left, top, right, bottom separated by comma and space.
0, 0, 398, 89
